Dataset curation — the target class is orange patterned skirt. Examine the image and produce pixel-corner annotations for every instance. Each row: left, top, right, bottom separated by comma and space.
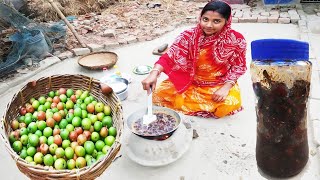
153, 80, 242, 118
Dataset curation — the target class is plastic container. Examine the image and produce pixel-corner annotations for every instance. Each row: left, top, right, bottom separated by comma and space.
250, 39, 311, 178
263, 0, 298, 5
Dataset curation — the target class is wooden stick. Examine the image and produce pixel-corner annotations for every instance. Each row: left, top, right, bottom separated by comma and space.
48, 0, 86, 48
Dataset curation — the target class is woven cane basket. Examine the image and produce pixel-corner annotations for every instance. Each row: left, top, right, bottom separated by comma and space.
0, 74, 123, 180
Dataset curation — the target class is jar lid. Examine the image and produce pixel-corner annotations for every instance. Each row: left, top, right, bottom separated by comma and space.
251, 39, 309, 61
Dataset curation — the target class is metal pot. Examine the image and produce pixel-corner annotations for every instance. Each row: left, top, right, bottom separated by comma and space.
104, 77, 129, 101
127, 106, 181, 141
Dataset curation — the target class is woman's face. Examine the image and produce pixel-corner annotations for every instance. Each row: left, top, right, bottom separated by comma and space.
200, 11, 227, 36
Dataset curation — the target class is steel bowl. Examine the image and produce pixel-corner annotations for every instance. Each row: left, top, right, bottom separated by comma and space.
105, 77, 129, 101
127, 106, 181, 140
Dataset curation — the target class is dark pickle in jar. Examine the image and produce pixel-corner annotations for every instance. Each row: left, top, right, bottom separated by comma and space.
254, 78, 310, 178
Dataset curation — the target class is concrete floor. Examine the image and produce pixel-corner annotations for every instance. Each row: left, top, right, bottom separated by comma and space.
1, 23, 320, 179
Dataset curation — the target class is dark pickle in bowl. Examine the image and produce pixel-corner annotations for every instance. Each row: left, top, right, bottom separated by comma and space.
132, 112, 177, 136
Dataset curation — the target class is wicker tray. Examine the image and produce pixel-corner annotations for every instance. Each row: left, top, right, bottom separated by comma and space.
0, 74, 123, 180
78, 51, 118, 70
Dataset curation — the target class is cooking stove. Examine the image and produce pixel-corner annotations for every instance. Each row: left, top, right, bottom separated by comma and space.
124, 117, 193, 167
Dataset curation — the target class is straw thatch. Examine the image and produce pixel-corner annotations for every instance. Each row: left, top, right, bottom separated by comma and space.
26, 0, 116, 22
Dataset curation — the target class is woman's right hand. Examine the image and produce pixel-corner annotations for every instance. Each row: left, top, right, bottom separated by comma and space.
141, 71, 159, 94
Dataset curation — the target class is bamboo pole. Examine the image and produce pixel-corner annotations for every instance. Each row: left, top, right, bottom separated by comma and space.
48, 0, 86, 48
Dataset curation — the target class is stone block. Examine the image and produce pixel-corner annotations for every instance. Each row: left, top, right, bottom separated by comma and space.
269, 10, 279, 16
290, 15, 300, 23
257, 16, 268, 23
137, 36, 148, 42
288, 9, 298, 16
102, 29, 116, 37
270, 13, 279, 18
278, 17, 290, 24
198, 3, 206, 9
260, 12, 270, 17
224, 0, 245, 4
116, 22, 126, 29
87, 44, 104, 52
251, 10, 260, 15
53, 51, 61, 56
280, 12, 289, 18
267, 16, 278, 23
239, 17, 257, 23
57, 51, 74, 60
295, 4, 303, 10
83, 20, 91, 25
230, 4, 250, 10
146, 2, 162, 8
186, 16, 196, 19
232, 17, 239, 23
72, 48, 91, 56
104, 41, 120, 49
280, 7, 289, 12
117, 38, 128, 45
126, 36, 138, 44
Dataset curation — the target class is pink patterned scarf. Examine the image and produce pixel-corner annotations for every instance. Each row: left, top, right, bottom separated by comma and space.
156, 8, 247, 93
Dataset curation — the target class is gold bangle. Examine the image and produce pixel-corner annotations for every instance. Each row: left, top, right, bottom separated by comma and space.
150, 68, 161, 76
225, 81, 235, 86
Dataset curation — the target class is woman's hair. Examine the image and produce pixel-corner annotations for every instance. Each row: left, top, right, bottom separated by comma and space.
200, 1, 231, 20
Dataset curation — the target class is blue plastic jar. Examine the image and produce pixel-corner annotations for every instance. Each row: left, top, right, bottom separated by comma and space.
250, 39, 311, 178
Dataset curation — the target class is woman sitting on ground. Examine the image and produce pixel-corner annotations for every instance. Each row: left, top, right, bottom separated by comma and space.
142, 0, 247, 118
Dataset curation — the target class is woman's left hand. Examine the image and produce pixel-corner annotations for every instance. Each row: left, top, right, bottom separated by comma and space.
212, 83, 233, 102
